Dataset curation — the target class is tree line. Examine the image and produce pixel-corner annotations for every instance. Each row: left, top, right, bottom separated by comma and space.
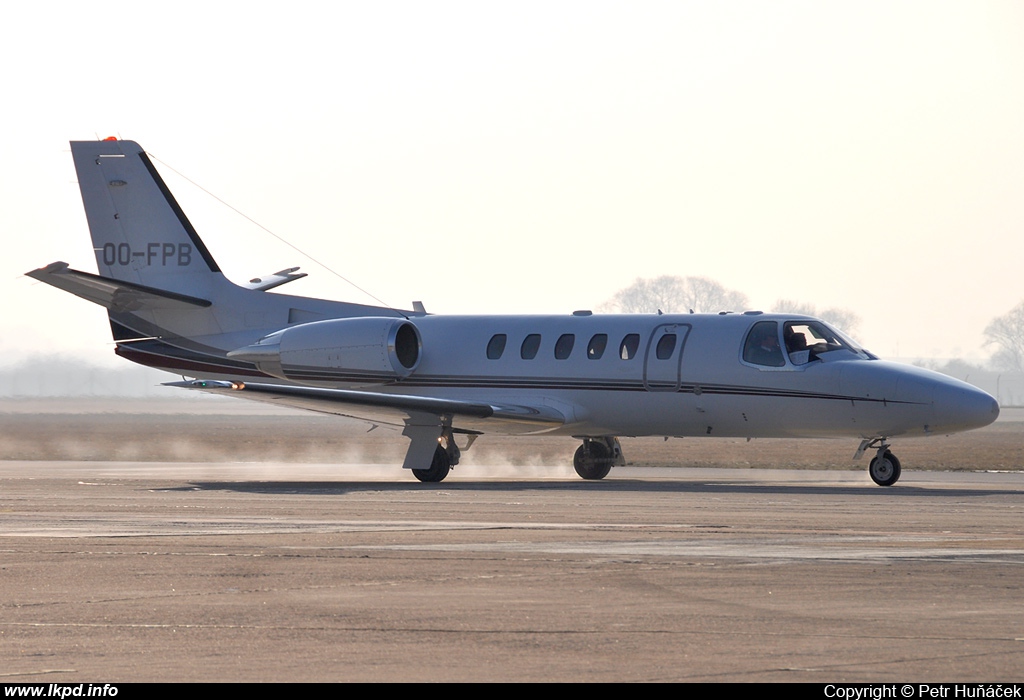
985, 302, 1024, 373
601, 275, 860, 332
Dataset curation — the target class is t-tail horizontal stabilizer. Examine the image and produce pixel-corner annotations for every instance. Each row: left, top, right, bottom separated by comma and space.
26, 261, 212, 312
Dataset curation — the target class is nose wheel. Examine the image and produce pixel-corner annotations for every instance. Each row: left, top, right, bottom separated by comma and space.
868, 450, 901, 486
857, 438, 902, 486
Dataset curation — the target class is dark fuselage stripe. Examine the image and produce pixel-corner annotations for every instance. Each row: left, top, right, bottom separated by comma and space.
114, 343, 272, 378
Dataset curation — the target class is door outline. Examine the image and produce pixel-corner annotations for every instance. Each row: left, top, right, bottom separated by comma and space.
643, 323, 691, 391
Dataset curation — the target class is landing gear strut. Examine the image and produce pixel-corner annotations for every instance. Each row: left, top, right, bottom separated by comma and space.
856, 438, 902, 487
573, 437, 624, 480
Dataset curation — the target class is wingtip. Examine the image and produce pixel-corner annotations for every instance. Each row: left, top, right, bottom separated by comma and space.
25, 261, 69, 277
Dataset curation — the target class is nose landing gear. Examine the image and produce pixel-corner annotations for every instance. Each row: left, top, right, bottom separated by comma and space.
868, 450, 901, 487
856, 438, 902, 486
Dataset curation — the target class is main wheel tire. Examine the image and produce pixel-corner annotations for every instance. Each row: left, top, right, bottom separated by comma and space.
412, 445, 451, 483
573, 441, 613, 480
869, 450, 901, 486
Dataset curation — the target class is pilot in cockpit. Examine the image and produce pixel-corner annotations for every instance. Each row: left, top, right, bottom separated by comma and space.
784, 325, 810, 365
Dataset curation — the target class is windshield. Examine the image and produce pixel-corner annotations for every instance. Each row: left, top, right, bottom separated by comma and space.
784, 320, 874, 363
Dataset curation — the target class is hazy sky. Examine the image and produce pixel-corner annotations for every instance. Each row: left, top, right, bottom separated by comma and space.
5, 1, 1024, 368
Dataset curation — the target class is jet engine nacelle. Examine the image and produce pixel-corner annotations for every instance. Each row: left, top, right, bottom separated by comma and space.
229, 316, 422, 385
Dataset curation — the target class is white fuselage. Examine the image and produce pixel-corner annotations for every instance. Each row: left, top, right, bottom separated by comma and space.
239, 311, 998, 441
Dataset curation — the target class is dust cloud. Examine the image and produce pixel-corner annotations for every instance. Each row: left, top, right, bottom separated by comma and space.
3, 398, 1022, 473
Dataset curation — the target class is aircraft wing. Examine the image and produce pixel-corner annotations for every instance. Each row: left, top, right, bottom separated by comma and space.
27, 262, 211, 312
164, 380, 568, 435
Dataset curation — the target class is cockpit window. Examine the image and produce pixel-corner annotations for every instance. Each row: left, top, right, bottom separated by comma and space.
784, 321, 871, 363
742, 321, 785, 367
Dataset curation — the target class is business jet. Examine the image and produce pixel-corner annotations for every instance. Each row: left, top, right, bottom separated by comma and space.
27, 139, 999, 485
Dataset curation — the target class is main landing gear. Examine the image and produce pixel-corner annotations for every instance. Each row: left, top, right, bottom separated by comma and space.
411, 431, 462, 483
573, 437, 625, 480
856, 438, 902, 487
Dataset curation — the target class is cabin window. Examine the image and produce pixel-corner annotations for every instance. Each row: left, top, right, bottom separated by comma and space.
521, 334, 541, 360
587, 334, 608, 360
619, 333, 640, 360
656, 333, 677, 360
743, 321, 785, 367
486, 334, 507, 360
554, 334, 575, 360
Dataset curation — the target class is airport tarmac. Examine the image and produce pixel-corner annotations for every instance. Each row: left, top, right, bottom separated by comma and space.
2, 460, 1023, 682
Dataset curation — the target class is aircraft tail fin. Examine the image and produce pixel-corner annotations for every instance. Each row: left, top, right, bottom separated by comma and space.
30, 139, 404, 380
71, 139, 222, 296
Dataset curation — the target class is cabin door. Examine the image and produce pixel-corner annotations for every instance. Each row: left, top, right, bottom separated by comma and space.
643, 323, 690, 391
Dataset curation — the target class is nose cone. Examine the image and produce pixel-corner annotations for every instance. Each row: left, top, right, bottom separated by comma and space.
848, 361, 1000, 437
931, 380, 999, 433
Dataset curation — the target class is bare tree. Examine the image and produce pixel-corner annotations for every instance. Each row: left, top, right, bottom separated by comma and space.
985, 302, 1024, 373
772, 299, 861, 333
603, 276, 748, 314
773, 299, 816, 316
685, 277, 748, 314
